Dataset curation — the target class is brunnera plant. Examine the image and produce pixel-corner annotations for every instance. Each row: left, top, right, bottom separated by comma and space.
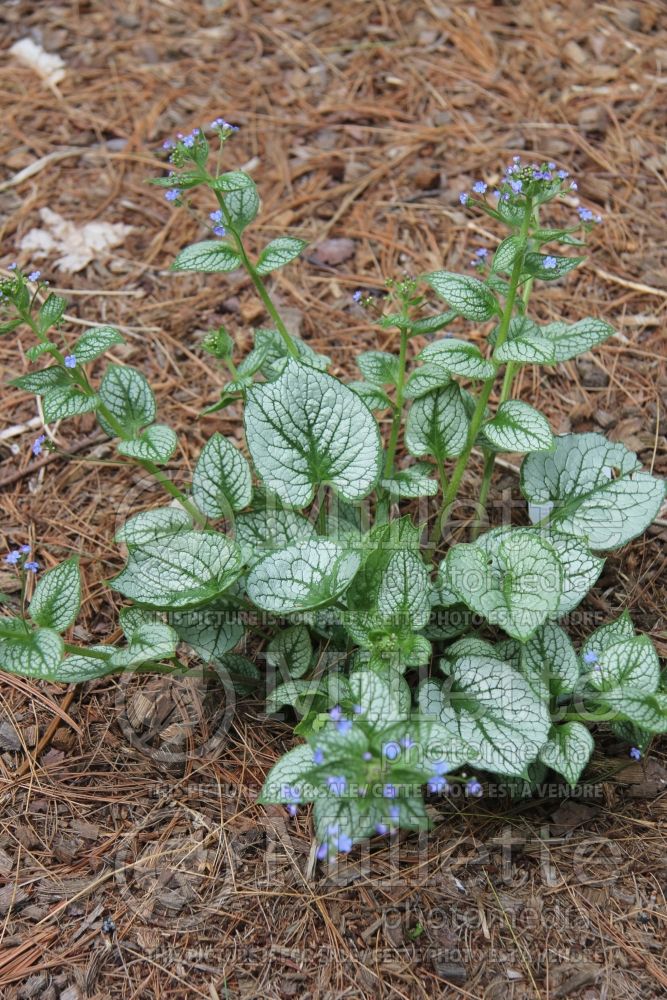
2, 123, 665, 863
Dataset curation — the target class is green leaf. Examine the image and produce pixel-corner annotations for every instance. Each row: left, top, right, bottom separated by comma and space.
114, 506, 192, 546
12, 366, 68, 394
347, 381, 392, 410
381, 467, 438, 499
492, 236, 526, 274
117, 424, 178, 463
545, 534, 604, 616
494, 318, 614, 365
358, 351, 400, 386
409, 311, 457, 336
171, 603, 244, 661
99, 365, 156, 437
52, 649, 117, 682
520, 433, 665, 550
234, 508, 317, 567
445, 530, 563, 641
586, 636, 660, 694
0, 622, 64, 679
192, 432, 252, 517
245, 361, 381, 507
72, 326, 125, 363
258, 743, 323, 803
26, 341, 57, 361
403, 361, 452, 400
109, 622, 178, 668
593, 689, 667, 733
532, 227, 585, 247
38, 294, 68, 333
247, 541, 360, 613
224, 182, 260, 232
150, 170, 203, 189
405, 384, 470, 462
171, 241, 242, 273
110, 530, 243, 609
376, 550, 430, 631
523, 253, 584, 280
581, 612, 634, 660
426, 271, 499, 321
520, 622, 580, 701
481, 401, 553, 453
28, 558, 81, 632
267, 625, 313, 679
539, 722, 594, 785
212, 170, 256, 192
256, 237, 307, 275
421, 653, 550, 776
43, 386, 97, 422
419, 338, 496, 380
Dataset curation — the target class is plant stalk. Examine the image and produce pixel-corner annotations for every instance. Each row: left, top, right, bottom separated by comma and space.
430, 197, 533, 544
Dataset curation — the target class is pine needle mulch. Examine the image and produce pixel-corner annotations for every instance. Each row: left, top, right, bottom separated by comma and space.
0, 2, 666, 997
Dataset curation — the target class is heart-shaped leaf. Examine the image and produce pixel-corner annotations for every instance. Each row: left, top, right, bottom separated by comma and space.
247, 541, 360, 613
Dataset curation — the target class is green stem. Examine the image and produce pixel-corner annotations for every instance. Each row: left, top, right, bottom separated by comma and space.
211, 188, 299, 360
431, 197, 533, 544
471, 275, 536, 541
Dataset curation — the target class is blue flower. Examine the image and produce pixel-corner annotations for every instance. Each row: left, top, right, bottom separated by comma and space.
475, 248, 488, 258
427, 775, 449, 794
329, 705, 343, 722
510, 179, 523, 194
28, 270, 41, 282
210, 209, 224, 222
4, 551, 20, 565
165, 189, 180, 202
629, 747, 642, 761
286, 804, 298, 817
382, 742, 400, 761
313, 747, 324, 765
375, 822, 389, 835
352, 704, 363, 715
543, 256, 558, 269
162, 139, 174, 150
362, 751, 373, 761
466, 779, 483, 797
19, 545, 31, 554
326, 775, 347, 795
383, 783, 398, 799
400, 735, 415, 750
492, 189, 501, 199
32, 435, 46, 456
316, 843, 328, 861
336, 718, 353, 734
183, 134, 195, 148
459, 192, 469, 205
472, 181, 487, 194
64, 355, 77, 368
352, 290, 363, 302
557, 169, 569, 179
213, 226, 226, 237
578, 207, 593, 221
570, 180, 578, 190
8, 262, 17, 271
431, 758, 451, 776
583, 650, 598, 665
336, 833, 353, 853
24, 561, 39, 573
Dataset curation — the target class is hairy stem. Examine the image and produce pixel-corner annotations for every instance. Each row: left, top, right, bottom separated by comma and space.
383, 327, 409, 480
430, 197, 533, 544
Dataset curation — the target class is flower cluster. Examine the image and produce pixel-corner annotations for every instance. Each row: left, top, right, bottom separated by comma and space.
4, 545, 38, 572
459, 155, 603, 227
